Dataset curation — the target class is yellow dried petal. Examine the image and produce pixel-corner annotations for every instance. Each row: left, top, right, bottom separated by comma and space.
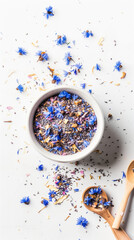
41, 197, 49, 201
44, 137, 50, 143
98, 37, 104, 46
46, 185, 58, 192
64, 119, 68, 124
92, 66, 95, 73
54, 195, 68, 205
28, 73, 36, 78
75, 112, 81, 117
71, 123, 77, 128
72, 144, 79, 153
45, 124, 50, 130
65, 216, 70, 221
39, 87, 46, 91
74, 100, 82, 105
38, 206, 46, 213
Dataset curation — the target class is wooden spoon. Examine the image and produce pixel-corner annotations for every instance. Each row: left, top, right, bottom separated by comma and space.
112, 160, 134, 229
82, 186, 131, 240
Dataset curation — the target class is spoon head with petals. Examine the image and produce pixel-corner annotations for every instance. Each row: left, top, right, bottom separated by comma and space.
82, 186, 110, 215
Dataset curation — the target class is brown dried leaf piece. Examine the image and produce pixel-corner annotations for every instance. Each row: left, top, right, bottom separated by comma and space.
65, 215, 70, 221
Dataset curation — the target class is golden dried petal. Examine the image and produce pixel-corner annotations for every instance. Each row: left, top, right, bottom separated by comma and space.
65, 215, 70, 221
39, 87, 46, 91
98, 37, 104, 46
54, 195, 68, 205
115, 83, 120, 86
121, 72, 126, 79
75, 112, 81, 117
74, 99, 82, 105
64, 119, 68, 124
45, 124, 50, 130
72, 144, 79, 153
92, 66, 95, 73
46, 185, 58, 192
44, 137, 50, 143
71, 123, 77, 128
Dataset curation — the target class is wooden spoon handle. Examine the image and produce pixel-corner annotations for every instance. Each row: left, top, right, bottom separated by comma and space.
112, 182, 133, 229
102, 210, 131, 240
110, 226, 131, 240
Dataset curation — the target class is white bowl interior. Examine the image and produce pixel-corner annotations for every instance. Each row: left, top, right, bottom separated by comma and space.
28, 86, 104, 162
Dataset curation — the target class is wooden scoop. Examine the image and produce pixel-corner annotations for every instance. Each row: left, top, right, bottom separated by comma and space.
82, 186, 131, 240
112, 160, 134, 229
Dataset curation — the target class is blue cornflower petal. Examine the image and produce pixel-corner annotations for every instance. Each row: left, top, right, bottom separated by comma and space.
63, 70, 70, 77
42, 199, 49, 206
51, 135, 61, 141
58, 91, 71, 99
20, 196, 30, 204
17, 47, 27, 55
47, 106, 53, 113
72, 94, 79, 100
76, 216, 88, 228
46, 128, 51, 136
103, 201, 111, 207
95, 64, 101, 71
84, 196, 94, 206
38, 134, 43, 140
89, 115, 97, 125
82, 30, 93, 38
56, 112, 63, 119
71, 68, 77, 75
53, 75, 61, 84
71, 63, 82, 75
55, 165, 59, 171
37, 164, 44, 171
74, 189, 79, 192
50, 146, 62, 152
122, 171, 126, 179
64, 52, 72, 65
114, 61, 122, 71
56, 35, 67, 45
81, 83, 86, 89
17, 84, 24, 93
75, 63, 82, 70
43, 6, 54, 19
36, 51, 48, 61
89, 187, 102, 195
48, 190, 56, 201
83, 141, 90, 148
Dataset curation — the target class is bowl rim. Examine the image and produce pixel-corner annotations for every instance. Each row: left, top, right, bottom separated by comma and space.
28, 85, 104, 162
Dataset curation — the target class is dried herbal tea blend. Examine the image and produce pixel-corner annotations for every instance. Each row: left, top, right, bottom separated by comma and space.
84, 187, 112, 209
33, 91, 97, 155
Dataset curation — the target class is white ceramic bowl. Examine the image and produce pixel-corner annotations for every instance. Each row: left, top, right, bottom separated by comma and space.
28, 86, 104, 162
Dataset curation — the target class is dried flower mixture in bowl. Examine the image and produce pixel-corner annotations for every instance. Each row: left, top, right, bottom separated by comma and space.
28, 86, 104, 162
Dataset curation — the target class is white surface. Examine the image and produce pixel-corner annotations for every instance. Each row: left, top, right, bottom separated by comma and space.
28, 85, 104, 162
0, 0, 134, 240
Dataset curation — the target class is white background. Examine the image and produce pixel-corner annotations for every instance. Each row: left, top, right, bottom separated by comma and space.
0, 0, 134, 239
